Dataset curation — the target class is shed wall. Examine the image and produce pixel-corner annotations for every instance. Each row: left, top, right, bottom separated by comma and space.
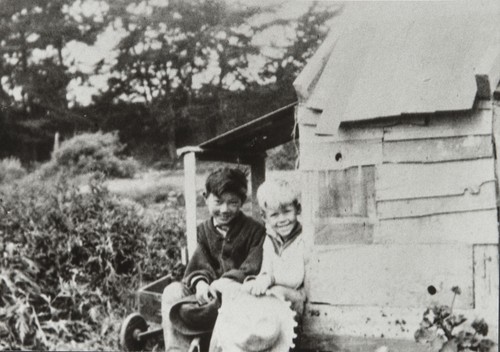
298, 102, 499, 350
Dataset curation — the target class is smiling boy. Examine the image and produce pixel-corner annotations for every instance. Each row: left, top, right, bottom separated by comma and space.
161, 167, 265, 351
243, 178, 307, 317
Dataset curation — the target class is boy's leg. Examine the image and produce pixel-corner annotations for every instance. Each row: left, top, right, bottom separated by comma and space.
161, 281, 192, 352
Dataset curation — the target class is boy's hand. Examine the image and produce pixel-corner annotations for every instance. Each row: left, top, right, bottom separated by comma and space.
210, 278, 240, 295
243, 274, 272, 296
195, 281, 217, 305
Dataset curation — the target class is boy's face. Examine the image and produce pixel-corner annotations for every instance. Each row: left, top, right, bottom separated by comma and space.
205, 191, 243, 226
263, 203, 300, 237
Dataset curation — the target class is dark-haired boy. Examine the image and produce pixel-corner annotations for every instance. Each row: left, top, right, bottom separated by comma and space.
161, 168, 266, 351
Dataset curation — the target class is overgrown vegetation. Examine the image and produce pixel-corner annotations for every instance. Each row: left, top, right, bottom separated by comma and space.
0, 172, 185, 350
40, 132, 139, 178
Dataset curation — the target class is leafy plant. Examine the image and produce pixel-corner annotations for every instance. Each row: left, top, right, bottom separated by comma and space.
414, 286, 496, 352
0, 172, 185, 349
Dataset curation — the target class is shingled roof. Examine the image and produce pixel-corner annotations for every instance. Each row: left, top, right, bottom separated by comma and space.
294, 1, 500, 135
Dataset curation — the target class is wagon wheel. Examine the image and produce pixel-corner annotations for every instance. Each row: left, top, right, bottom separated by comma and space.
119, 313, 148, 351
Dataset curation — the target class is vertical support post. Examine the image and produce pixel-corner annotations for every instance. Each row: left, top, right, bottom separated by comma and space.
249, 156, 266, 220
183, 151, 197, 264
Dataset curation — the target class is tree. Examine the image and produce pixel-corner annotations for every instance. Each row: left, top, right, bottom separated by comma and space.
98, 0, 268, 161
0, 0, 107, 161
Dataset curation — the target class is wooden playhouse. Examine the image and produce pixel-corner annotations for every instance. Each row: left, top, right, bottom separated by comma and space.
178, 2, 500, 351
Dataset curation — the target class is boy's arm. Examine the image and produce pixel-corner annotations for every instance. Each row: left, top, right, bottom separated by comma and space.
221, 226, 266, 283
258, 236, 273, 279
182, 229, 218, 292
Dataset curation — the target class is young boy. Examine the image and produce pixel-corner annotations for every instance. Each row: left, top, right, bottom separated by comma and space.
243, 179, 307, 317
161, 167, 266, 351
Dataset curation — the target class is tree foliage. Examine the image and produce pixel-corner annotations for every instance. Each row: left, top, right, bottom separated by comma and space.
0, 0, 337, 165
0, 0, 107, 160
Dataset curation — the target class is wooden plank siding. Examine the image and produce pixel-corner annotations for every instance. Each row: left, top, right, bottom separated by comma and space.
382, 135, 493, 163
298, 102, 499, 349
306, 244, 474, 308
383, 105, 492, 141
376, 182, 497, 220
300, 140, 383, 170
374, 209, 498, 244
301, 305, 493, 348
375, 159, 496, 201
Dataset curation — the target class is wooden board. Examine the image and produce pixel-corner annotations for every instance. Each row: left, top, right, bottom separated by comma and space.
316, 166, 376, 218
493, 101, 500, 206
300, 122, 383, 143
473, 245, 499, 342
301, 304, 490, 344
299, 333, 428, 352
376, 159, 495, 201
376, 182, 496, 219
314, 218, 374, 245
374, 209, 498, 244
300, 171, 319, 227
383, 108, 492, 141
473, 245, 499, 311
297, 105, 321, 126
383, 135, 493, 163
300, 140, 382, 170
306, 244, 474, 308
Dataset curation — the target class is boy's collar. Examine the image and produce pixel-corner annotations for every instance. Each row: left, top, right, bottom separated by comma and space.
266, 222, 302, 251
211, 212, 243, 234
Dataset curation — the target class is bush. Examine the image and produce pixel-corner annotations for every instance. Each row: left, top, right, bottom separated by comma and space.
0, 173, 185, 350
0, 157, 26, 184
43, 132, 139, 178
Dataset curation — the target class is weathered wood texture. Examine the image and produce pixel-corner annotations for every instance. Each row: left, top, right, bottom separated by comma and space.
300, 140, 382, 170
183, 151, 198, 263
473, 245, 499, 312
374, 209, 498, 244
382, 135, 493, 163
316, 167, 376, 218
298, 333, 427, 352
314, 219, 374, 245
383, 106, 492, 140
376, 182, 497, 220
306, 244, 474, 309
298, 101, 499, 349
493, 100, 500, 205
301, 303, 498, 348
375, 159, 495, 201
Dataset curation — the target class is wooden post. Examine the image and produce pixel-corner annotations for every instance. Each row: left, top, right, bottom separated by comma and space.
183, 151, 197, 264
249, 156, 266, 220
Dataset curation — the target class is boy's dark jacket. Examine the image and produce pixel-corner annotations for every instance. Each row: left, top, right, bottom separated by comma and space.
182, 212, 265, 292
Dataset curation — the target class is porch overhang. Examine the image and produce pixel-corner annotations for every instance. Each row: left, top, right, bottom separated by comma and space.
177, 102, 298, 162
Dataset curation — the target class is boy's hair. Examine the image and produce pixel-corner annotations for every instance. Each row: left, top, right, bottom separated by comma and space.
257, 179, 299, 211
205, 167, 248, 202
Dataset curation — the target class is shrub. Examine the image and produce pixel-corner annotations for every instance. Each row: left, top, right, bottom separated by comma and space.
43, 132, 139, 178
0, 173, 185, 350
414, 287, 496, 352
0, 157, 26, 184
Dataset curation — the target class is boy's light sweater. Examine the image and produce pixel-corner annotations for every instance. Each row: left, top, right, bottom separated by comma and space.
260, 223, 306, 290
